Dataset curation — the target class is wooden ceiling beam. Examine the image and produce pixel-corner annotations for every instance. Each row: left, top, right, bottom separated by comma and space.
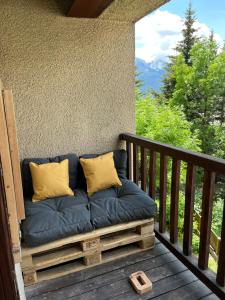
68, 0, 114, 18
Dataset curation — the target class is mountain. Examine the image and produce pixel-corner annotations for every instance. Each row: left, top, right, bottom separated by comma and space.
135, 58, 166, 93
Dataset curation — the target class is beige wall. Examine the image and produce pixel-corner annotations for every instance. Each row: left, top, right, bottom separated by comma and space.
0, 0, 135, 159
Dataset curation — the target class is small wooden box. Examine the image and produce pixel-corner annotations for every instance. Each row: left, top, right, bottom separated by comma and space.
129, 271, 152, 295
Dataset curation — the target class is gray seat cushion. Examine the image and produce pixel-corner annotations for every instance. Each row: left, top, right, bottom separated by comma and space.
21, 189, 93, 247
89, 179, 157, 229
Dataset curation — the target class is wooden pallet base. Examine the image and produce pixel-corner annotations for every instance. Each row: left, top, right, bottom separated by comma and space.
21, 219, 155, 286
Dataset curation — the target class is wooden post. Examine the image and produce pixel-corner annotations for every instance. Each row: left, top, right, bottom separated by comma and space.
82, 237, 102, 265
126, 141, 132, 180
0, 91, 20, 262
133, 144, 138, 184
0, 159, 19, 299
136, 221, 154, 236
138, 235, 155, 249
81, 237, 100, 252
217, 200, 225, 286
149, 150, 156, 199
141, 147, 147, 192
183, 164, 196, 256
84, 253, 102, 266
159, 154, 167, 233
198, 170, 215, 269
137, 221, 155, 249
22, 254, 37, 285
23, 271, 38, 286
3, 90, 25, 221
170, 159, 181, 244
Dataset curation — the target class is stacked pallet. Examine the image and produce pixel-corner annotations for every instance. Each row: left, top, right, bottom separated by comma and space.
22, 218, 155, 285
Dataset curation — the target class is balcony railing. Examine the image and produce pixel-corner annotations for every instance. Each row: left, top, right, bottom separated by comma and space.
120, 133, 225, 299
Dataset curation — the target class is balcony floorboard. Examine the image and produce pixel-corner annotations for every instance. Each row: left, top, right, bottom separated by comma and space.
25, 240, 219, 300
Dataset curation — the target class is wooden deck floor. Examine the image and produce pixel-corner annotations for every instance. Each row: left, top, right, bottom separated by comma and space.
25, 240, 219, 300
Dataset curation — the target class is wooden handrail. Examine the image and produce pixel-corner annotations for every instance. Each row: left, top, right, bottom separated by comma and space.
120, 133, 225, 174
120, 133, 225, 298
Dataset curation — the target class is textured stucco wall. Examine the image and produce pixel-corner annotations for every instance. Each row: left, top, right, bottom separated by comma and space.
100, 0, 170, 22
0, 0, 135, 159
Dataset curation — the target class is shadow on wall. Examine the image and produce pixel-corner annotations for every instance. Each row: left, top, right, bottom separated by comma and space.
54, 0, 74, 14
27, 0, 74, 15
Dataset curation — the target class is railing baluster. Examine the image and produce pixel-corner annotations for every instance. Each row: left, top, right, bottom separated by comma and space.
170, 159, 181, 243
198, 170, 216, 269
133, 144, 138, 184
159, 154, 167, 233
149, 150, 156, 199
216, 199, 225, 286
141, 147, 147, 192
126, 141, 132, 180
183, 163, 196, 256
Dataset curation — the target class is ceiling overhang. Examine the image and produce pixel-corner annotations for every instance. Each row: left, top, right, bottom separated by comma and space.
68, 0, 115, 18
68, 0, 170, 22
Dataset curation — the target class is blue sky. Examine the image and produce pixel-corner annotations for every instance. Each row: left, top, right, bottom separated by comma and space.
164, 0, 225, 38
135, 0, 225, 64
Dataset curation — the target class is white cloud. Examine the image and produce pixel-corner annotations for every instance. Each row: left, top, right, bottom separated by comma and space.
135, 10, 223, 64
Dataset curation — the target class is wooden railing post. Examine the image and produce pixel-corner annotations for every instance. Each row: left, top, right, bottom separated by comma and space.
126, 141, 132, 180
149, 150, 156, 199
170, 159, 181, 244
198, 170, 216, 269
141, 147, 147, 192
183, 164, 196, 256
133, 144, 138, 184
216, 199, 225, 286
159, 154, 167, 233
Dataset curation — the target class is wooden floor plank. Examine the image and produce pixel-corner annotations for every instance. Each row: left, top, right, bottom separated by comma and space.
66, 261, 189, 300
199, 294, 220, 300
25, 240, 164, 298
25, 241, 218, 300
107, 270, 196, 300
152, 280, 215, 300
30, 253, 177, 300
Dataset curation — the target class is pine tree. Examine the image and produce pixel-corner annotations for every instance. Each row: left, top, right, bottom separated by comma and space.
209, 30, 215, 42
176, 2, 198, 65
171, 38, 220, 155
161, 55, 177, 100
135, 68, 144, 101
162, 2, 198, 99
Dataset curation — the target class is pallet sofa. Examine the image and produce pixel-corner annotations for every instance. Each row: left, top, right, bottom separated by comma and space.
20, 150, 157, 285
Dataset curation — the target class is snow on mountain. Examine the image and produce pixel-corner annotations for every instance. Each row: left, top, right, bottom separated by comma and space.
135, 58, 166, 92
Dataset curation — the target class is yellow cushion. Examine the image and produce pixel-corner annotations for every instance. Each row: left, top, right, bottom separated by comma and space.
29, 159, 74, 202
80, 152, 122, 196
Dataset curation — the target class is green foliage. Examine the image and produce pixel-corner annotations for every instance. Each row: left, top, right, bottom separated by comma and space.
195, 188, 224, 236
170, 39, 225, 157
136, 94, 200, 152
161, 56, 177, 100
